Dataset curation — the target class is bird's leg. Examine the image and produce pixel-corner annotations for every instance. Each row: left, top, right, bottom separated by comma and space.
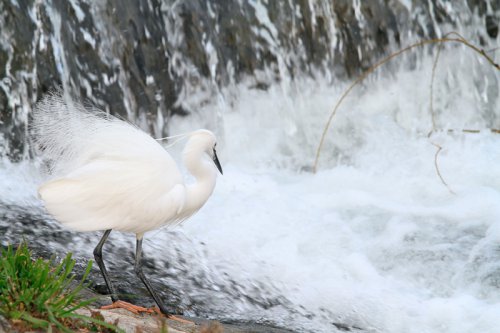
96, 232, 156, 315
93, 229, 118, 302
134, 238, 171, 315
134, 238, 192, 324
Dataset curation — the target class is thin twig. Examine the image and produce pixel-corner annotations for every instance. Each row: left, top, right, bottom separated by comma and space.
429, 32, 461, 191
313, 36, 500, 173
430, 142, 455, 194
428, 128, 500, 134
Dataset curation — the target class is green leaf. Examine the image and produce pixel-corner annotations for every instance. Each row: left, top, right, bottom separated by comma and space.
0, 242, 120, 332
20, 312, 50, 329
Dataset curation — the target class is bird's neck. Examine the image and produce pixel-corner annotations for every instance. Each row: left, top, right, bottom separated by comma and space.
182, 149, 217, 214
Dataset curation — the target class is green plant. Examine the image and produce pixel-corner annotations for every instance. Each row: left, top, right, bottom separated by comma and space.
0, 242, 120, 332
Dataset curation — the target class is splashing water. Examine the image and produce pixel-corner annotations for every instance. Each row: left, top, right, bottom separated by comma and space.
155, 50, 499, 332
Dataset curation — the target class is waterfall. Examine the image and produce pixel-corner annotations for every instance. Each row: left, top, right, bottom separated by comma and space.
0, 0, 497, 160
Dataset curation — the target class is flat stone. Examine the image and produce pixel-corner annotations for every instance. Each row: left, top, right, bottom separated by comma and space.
76, 308, 200, 333
75, 308, 293, 333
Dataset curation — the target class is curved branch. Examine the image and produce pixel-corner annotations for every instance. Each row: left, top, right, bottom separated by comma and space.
430, 141, 455, 194
313, 36, 500, 173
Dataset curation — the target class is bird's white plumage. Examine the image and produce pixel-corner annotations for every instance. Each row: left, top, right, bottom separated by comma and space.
32, 93, 219, 235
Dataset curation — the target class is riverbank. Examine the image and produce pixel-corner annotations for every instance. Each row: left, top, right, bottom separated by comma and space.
0, 307, 295, 333
75, 307, 295, 333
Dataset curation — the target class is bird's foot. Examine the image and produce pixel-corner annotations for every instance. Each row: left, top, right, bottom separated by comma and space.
101, 302, 193, 325
100, 300, 155, 315
149, 306, 194, 325
167, 314, 194, 325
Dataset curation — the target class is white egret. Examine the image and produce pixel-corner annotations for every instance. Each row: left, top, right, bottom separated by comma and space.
31, 92, 222, 318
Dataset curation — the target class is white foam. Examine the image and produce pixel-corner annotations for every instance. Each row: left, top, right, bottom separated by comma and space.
163, 49, 500, 332
2, 47, 500, 332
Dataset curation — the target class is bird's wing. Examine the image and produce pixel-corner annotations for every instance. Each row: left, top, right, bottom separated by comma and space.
33, 94, 188, 233
39, 154, 185, 233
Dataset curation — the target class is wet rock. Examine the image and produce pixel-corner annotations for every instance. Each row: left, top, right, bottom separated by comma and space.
485, 15, 498, 38
0, 203, 305, 331
0, 315, 9, 333
75, 307, 296, 333
0, 0, 182, 160
76, 308, 190, 333
1, 1, 498, 159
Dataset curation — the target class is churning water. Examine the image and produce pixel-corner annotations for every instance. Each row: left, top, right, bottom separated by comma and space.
161, 51, 500, 332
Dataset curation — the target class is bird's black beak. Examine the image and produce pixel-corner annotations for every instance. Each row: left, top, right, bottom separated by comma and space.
213, 149, 223, 175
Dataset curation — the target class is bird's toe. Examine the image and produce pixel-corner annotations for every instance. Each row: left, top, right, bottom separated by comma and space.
100, 300, 155, 315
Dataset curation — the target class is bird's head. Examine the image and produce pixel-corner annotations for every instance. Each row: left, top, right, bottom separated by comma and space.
187, 129, 223, 175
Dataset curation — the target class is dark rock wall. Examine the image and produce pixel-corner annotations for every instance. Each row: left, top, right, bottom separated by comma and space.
0, 0, 182, 160
0, 0, 498, 159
